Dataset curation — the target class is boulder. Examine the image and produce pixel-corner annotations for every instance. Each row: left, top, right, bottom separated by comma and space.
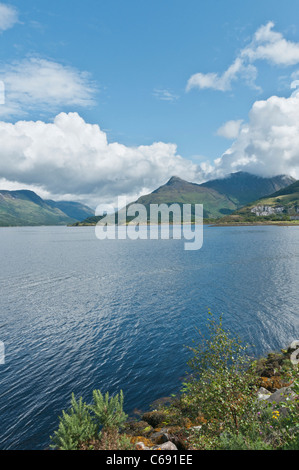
257, 387, 272, 401
142, 411, 167, 428
150, 428, 169, 444
153, 441, 178, 451
123, 421, 153, 437
287, 341, 299, 353
135, 442, 151, 450
266, 386, 295, 405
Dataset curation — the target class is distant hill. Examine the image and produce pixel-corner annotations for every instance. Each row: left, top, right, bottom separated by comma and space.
132, 176, 236, 219
75, 172, 295, 225
201, 172, 295, 207
0, 190, 93, 227
216, 180, 299, 224
45, 200, 94, 221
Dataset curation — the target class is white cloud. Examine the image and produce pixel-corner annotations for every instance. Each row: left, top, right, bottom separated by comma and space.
0, 3, 18, 32
186, 58, 257, 92
153, 88, 179, 101
1, 89, 298, 208
187, 22, 299, 92
0, 112, 202, 207
0, 178, 52, 200
0, 58, 97, 118
242, 22, 299, 66
214, 90, 299, 179
216, 119, 243, 139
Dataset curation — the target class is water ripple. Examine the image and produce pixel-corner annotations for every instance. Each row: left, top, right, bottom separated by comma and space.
0, 226, 298, 449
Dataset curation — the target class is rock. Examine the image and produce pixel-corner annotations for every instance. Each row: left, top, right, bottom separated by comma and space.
266, 386, 295, 405
153, 441, 178, 451
287, 341, 299, 353
257, 387, 272, 401
150, 397, 174, 409
265, 385, 296, 417
150, 428, 169, 444
123, 421, 153, 436
168, 432, 189, 451
255, 352, 286, 378
251, 205, 285, 217
142, 411, 167, 428
258, 376, 290, 393
135, 442, 150, 450
157, 433, 170, 444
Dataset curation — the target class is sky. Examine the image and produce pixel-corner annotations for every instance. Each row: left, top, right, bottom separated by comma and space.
1, 0, 299, 207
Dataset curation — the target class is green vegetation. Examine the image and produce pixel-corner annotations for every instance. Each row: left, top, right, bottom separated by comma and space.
50, 313, 299, 451
50, 390, 132, 450
74, 172, 295, 226
183, 313, 259, 438
44, 200, 94, 222
171, 313, 298, 450
92, 390, 127, 431
0, 173, 295, 227
0, 190, 93, 226
216, 180, 299, 225
50, 394, 98, 450
201, 172, 295, 207
132, 176, 237, 219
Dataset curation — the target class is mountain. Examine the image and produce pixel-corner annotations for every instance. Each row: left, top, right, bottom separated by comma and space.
216, 180, 299, 224
133, 176, 237, 218
73, 175, 238, 224
0, 190, 93, 227
201, 172, 295, 207
131, 172, 295, 219
45, 200, 94, 221
75, 171, 295, 225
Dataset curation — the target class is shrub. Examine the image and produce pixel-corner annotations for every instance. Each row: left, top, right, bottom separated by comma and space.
183, 312, 259, 438
273, 370, 299, 449
79, 431, 134, 450
218, 431, 272, 450
91, 389, 127, 431
51, 389, 128, 450
50, 394, 97, 450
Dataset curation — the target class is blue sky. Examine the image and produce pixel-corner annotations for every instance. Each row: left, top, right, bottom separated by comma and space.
1, 0, 299, 206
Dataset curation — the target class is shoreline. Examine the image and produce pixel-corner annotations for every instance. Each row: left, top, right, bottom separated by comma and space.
210, 222, 299, 227
72, 221, 299, 228
0, 221, 298, 228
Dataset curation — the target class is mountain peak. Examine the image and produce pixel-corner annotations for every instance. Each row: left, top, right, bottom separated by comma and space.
166, 176, 186, 185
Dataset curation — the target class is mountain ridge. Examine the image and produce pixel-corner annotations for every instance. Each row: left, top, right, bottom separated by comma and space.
132, 171, 295, 219
74, 171, 295, 226
215, 179, 299, 224
0, 190, 94, 227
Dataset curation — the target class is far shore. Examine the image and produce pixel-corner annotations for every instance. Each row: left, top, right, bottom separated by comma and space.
71, 220, 299, 228
1, 220, 298, 229
210, 221, 299, 227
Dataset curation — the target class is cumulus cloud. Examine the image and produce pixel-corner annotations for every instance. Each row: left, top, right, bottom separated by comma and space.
186, 59, 258, 92
241, 22, 299, 66
0, 3, 18, 32
216, 119, 243, 139
187, 22, 299, 92
0, 58, 97, 118
0, 112, 202, 207
1, 90, 299, 208
214, 89, 299, 179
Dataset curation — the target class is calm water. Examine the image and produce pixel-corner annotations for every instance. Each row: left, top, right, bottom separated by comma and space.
0, 225, 298, 449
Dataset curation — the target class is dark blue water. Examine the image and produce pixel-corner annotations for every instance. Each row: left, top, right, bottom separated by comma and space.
0, 225, 298, 449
